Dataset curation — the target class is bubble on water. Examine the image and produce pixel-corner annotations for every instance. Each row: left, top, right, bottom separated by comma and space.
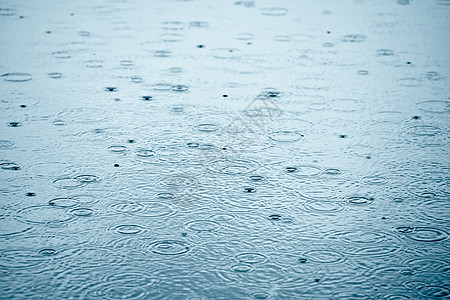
260, 7, 289, 16
1, 73, 32, 82
150, 240, 191, 255
268, 131, 304, 142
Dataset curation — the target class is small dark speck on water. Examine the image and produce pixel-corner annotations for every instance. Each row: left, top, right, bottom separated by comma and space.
339, 134, 347, 138
46, 31, 51, 34
298, 258, 308, 263
26, 192, 35, 197
412, 116, 421, 120
114, 164, 120, 167
20, 105, 26, 108
128, 139, 135, 143
197, 45, 204, 48
315, 279, 320, 282
181, 232, 188, 237
222, 94, 228, 98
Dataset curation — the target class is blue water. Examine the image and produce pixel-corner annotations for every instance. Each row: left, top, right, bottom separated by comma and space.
0, 0, 449, 299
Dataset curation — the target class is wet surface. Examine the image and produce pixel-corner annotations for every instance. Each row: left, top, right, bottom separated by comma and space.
0, 0, 449, 299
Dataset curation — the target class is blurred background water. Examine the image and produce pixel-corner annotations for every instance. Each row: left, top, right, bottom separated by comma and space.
0, 0, 449, 299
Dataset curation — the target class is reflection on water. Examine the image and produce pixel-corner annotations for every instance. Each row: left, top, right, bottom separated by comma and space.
0, 0, 449, 298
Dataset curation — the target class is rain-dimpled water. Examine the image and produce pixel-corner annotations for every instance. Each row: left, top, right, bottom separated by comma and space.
0, 0, 449, 299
